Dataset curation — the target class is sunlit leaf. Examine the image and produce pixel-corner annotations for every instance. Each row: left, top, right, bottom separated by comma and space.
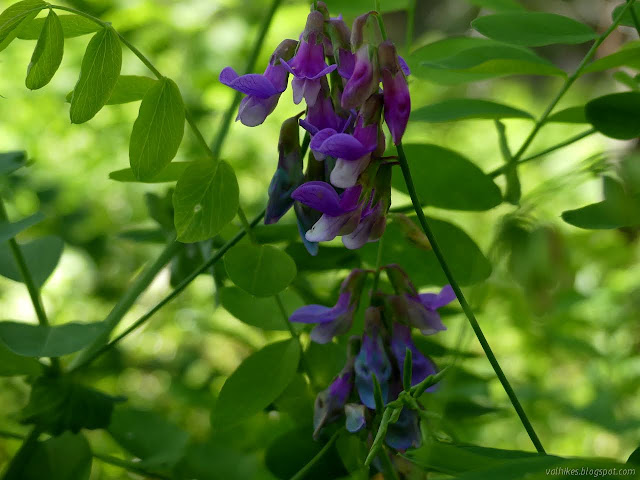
585, 92, 640, 139
0, 0, 46, 52
25, 9, 63, 90
220, 286, 304, 330
411, 98, 532, 122
392, 144, 502, 211
17, 13, 101, 39
0, 151, 27, 175
173, 161, 239, 242
69, 26, 122, 124
472, 12, 596, 47
0, 211, 44, 243
212, 339, 300, 430
130, 77, 185, 180
224, 244, 297, 297
109, 162, 192, 183
0, 235, 63, 286
546, 106, 587, 124
0, 320, 106, 357
20, 433, 92, 480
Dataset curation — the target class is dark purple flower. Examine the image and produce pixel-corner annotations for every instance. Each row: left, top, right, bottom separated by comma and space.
390, 324, 438, 391
337, 48, 356, 79
299, 87, 350, 147
289, 269, 368, 343
342, 197, 386, 250
379, 41, 410, 145
265, 116, 304, 224
341, 45, 378, 110
385, 408, 421, 450
355, 307, 392, 409
292, 182, 363, 242
313, 360, 354, 438
345, 403, 366, 433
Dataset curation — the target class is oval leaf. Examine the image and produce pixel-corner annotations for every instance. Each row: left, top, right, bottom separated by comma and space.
173, 161, 239, 243
224, 244, 297, 297
129, 77, 185, 180
472, 12, 596, 47
0, 211, 45, 243
612, 3, 640, 28
21, 433, 92, 480
220, 286, 304, 330
0, 235, 63, 286
411, 98, 532, 122
0, 320, 106, 357
582, 46, 640, 74
391, 144, 502, 211
212, 339, 300, 430
25, 9, 63, 90
17, 13, 101, 39
585, 92, 640, 140
66, 75, 158, 105
0, 341, 41, 376
69, 26, 122, 124
109, 162, 191, 183
0, 0, 45, 52
546, 106, 587, 124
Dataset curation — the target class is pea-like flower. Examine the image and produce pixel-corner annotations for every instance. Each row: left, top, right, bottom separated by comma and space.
313, 360, 354, 438
390, 323, 438, 390
379, 41, 411, 145
355, 307, 392, 408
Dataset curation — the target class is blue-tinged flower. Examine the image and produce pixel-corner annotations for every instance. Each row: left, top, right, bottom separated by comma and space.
220, 39, 297, 127
379, 41, 411, 145
385, 408, 421, 451
281, 11, 337, 106
355, 307, 392, 409
390, 324, 438, 391
345, 403, 366, 433
295, 202, 320, 256
265, 116, 304, 224
289, 269, 368, 343
292, 181, 363, 243
313, 359, 354, 438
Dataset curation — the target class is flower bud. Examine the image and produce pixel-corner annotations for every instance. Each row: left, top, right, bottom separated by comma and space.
379, 41, 410, 145
341, 45, 379, 110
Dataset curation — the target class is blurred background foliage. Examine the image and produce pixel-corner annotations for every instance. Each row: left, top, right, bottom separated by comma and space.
0, 0, 639, 478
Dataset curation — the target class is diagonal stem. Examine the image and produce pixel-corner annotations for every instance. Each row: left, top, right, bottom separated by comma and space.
288, 428, 342, 480
396, 142, 546, 454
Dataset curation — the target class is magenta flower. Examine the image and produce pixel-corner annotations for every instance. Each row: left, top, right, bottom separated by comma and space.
379, 41, 411, 144
313, 359, 354, 438
341, 45, 378, 110
355, 307, 392, 408
390, 324, 438, 391
342, 197, 386, 250
299, 89, 351, 150
291, 181, 363, 243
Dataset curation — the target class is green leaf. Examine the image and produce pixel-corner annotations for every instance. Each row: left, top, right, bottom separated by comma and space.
392, 144, 502, 211
285, 244, 361, 272
0, 211, 45, 243
360, 214, 492, 287
173, 161, 239, 242
69, 26, 122, 124
212, 339, 300, 430
0, 235, 63, 286
628, 446, 640, 465
108, 407, 189, 469
0, 320, 107, 357
562, 177, 640, 229
612, 3, 640, 28
411, 98, 532, 122
17, 13, 101, 39
66, 75, 158, 105
546, 106, 587, 124
472, 13, 596, 47
224, 244, 297, 297
466, 0, 525, 11
129, 77, 185, 180
614, 71, 639, 90
21, 376, 118, 435
582, 46, 640, 74
0, 341, 40, 376
176, 442, 272, 480
0, 0, 46, 52
110, 162, 191, 183
25, 9, 63, 90
0, 151, 27, 175
323, 0, 408, 16
220, 286, 304, 330
585, 92, 640, 140
21, 433, 92, 480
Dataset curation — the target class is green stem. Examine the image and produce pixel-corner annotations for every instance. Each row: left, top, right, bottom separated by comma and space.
1, 428, 41, 480
70, 210, 266, 372
510, 1, 635, 163
211, 0, 283, 157
396, 142, 546, 454
288, 429, 341, 480
405, 0, 416, 54
237, 206, 258, 244
370, 235, 385, 294
378, 448, 401, 480
68, 239, 181, 370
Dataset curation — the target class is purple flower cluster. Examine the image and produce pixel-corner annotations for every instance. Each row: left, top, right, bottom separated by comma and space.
220, 2, 411, 254
289, 265, 455, 450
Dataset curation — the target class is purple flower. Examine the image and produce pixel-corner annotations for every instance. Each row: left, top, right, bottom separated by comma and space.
379, 41, 411, 145
289, 269, 368, 343
299, 88, 350, 149
344, 403, 366, 433
313, 361, 354, 438
337, 48, 356, 79
385, 408, 421, 450
292, 181, 363, 242
341, 45, 378, 110
390, 324, 438, 391
295, 202, 320, 256
342, 196, 386, 250
355, 307, 392, 409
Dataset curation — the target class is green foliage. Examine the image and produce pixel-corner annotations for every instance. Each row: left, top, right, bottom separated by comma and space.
18, 13, 101, 39
173, 161, 239, 242
224, 244, 297, 297
129, 77, 185, 181
611, 3, 640, 27
391, 144, 502, 211
0, 211, 44, 243
109, 161, 191, 183
0, 151, 27, 175
466, 0, 525, 11
585, 92, 640, 140
0, 341, 41, 376
220, 286, 304, 330
546, 106, 587, 124
0, 235, 63, 286
20, 433, 92, 480
411, 98, 532, 122
472, 13, 596, 47
25, 9, 63, 90
212, 339, 300, 430
21, 376, 118, 434
582, 45, 640, 74
66, 75, 158, 105
0, 320, 106, 357
69, 26, 122, 124
0, 0, 45, 52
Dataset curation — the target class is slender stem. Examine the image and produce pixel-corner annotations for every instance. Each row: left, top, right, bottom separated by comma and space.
378, 448, 401, 480
489, 128, 596, 178
237, 206, 258, 244
68, 239, 181, 370
396, 142, 546, 454
70, 210, 265, 372
210, 0, 283, 158
510, 1, 635, 163
405, 0, 416, 55
371, 235, 385, 294
1, 428, 41, 480
288, 429, 341, 480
